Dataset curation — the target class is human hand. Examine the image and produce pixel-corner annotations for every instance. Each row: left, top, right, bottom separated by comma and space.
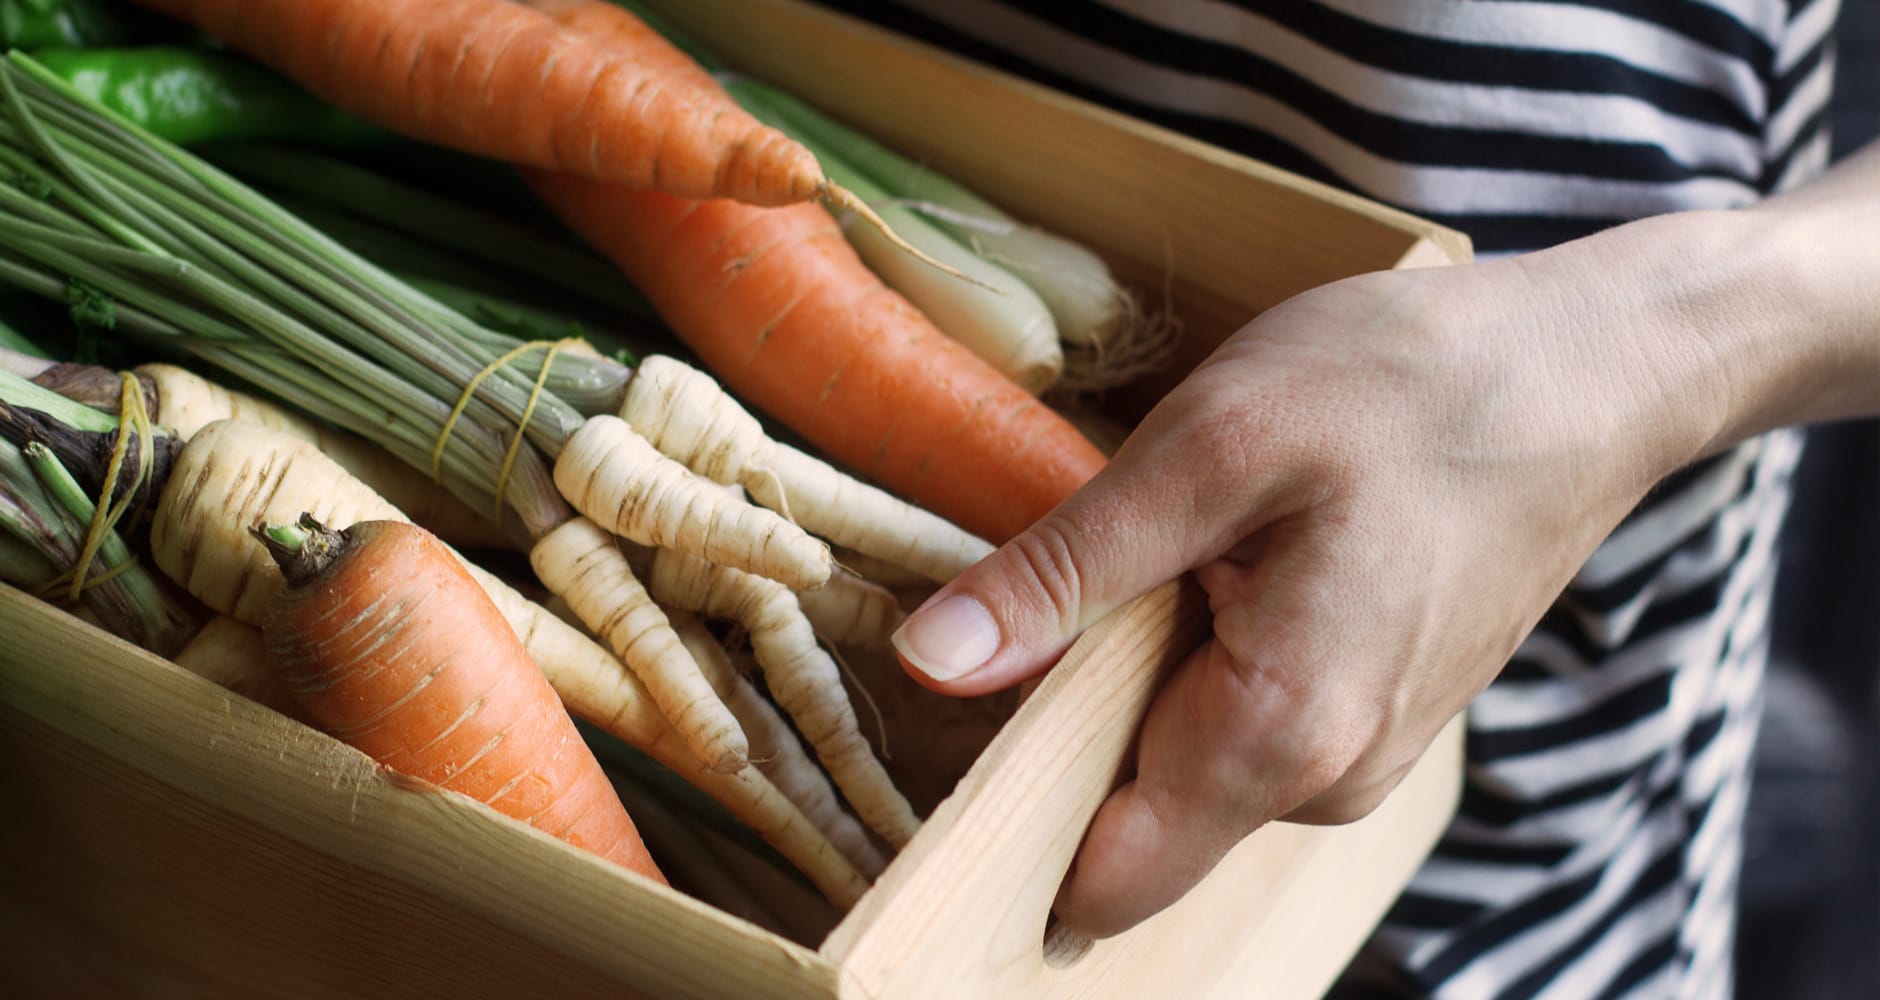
889, 217, 1754, 937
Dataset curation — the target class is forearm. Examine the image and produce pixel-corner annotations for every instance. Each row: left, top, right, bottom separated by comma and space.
1513, 141, 1880, 478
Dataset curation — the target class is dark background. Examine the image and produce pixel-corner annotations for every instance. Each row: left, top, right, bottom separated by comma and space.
1740, 2, 1880, 996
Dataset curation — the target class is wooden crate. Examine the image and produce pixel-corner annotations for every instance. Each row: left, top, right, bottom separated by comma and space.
0, 1, 1472, 997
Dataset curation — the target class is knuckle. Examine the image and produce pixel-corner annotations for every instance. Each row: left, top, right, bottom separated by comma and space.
1261, 698, 1376, 804
1284, 735, 1363, 805
1221, 653, 1369, 784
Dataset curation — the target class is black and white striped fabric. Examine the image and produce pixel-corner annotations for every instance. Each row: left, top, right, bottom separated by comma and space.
812, 2, 1840, 996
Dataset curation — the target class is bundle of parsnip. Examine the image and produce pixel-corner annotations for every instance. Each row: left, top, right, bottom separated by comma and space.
0, 50, 993, 900
0, 372, 883, 904
1, 364, 868, 930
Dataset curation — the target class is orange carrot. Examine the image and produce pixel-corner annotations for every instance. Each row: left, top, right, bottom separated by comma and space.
527, 177, 1106, 543
256, 514, 665, 882
518, 0, 1106, 541
521, 0, 711, 86
130, 0, 823, 207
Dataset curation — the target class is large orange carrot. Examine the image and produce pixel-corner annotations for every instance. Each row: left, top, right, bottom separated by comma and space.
130, 0, 822, 208
521, 1, 1105, 542
256, 514, 666, 882
522, 0, 711, 86
528, 176, 1105, 544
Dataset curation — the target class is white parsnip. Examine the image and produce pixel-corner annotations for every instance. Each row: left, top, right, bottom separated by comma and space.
137, 363, 514, 551
147, 419, 869, 906
480, 570, 869, 908
621, 356, 994, 583
168, 614, 302, 718
797, 568, 905, 650
671, 611, 889, 879
151, 421, 409, 625
531, 517, 748, 774
554, 414, 833, 590
647, 545, 922, 848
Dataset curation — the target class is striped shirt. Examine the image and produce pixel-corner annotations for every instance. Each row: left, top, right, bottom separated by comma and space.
813, 2, 1840, 996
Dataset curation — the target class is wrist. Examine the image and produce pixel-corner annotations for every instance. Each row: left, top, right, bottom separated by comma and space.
1526, 201, 1879, 480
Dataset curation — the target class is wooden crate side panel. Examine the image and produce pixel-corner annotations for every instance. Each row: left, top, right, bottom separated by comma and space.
0, 708, 656, 1000
0, 589, 840, 1000
816, 580, 1209, 995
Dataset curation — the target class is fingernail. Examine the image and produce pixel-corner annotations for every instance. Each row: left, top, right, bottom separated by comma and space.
893, 594, 1000, 682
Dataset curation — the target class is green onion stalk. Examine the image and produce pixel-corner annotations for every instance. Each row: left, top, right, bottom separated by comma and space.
246, 182, 666, 366
203, 142, 659, 324
0, 311, 45, 357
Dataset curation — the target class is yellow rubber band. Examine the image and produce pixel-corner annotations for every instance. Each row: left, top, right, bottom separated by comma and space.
432, 339, 585, 519
433, 341, 544, 484
492, 338, 578, 522
34, 550, 142, 603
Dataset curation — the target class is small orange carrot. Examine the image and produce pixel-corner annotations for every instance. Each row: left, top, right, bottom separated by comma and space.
255, 514, 665, 882
130, 0, 823, 207
527, 176, 1106, 544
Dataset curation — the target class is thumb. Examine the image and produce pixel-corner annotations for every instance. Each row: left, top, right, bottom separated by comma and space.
890, 502, 1174, 695
890, 401, 1264, 696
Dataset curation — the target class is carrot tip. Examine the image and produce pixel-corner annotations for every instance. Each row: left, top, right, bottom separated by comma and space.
823, 185, 1004, 294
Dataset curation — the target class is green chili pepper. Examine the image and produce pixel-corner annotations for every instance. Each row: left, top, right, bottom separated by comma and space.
0, 0, 82, 49
31, 46, 382, 147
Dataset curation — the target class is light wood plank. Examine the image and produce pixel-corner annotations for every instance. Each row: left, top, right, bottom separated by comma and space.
0, 589, 840, 1000
810, 581, 1462, 999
